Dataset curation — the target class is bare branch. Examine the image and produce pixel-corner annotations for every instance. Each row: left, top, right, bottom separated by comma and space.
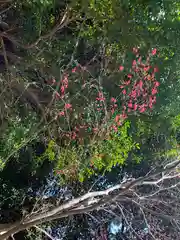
34, 226, 55, 240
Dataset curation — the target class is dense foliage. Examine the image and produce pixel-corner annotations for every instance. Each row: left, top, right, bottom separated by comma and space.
0, 0, 180, 239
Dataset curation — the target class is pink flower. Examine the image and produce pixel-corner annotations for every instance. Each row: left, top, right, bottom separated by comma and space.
96, 97, 105, 102
59, 111, 65, 116
111, 108, 115, 114
122, 89, 126, 95
138, 80, 143, 89
112, 125, 118, 132
137, 89, 141, 97
119, 66, 124, 71
115, 115, 121, 122
71, 131, 77, 140
128, 102, 133, 108
96, 92, 105, 102
144, 66, 150, 72
130, 90, 137, 99
122, 112, 127, 119
72, 67, 77, 73
152, 88, 158, 95
134, 104, 138, 111
154, 67, 159, 72
61, 86, 65, 94
154, 81, 160, 87
125, 80, 131, 85
146, 75, 152, 81
62, 76, 68, 85
152, 96, 156, 103
65, 103, 72, 109
133, 67, 139, 73
132, 60, 136, 66
111, 97, 117, 103
139, 105, 146, 113
55, 92, 60, 98
152, 48, 157, 56
149, 103, 153, 109
119, 85, 124, 89
143, 91, 147, 97
128, 74, 132, 79
149, 95, 156, 105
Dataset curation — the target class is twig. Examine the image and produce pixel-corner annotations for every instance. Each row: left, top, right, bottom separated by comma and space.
25, 7, 72, 49
34, 226, 55, 240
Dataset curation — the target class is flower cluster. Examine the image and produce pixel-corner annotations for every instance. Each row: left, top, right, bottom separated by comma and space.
119, 47, 160, 114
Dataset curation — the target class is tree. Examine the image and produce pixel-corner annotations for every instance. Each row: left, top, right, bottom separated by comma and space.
1, 0, 180, 239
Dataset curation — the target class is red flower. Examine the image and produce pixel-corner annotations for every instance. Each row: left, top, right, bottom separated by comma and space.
113, 104, 118, 108
59, 111, 65, 116
132, 60, 136, 66
111, 97, 117, 103
138, 80, 143, 89
65, 103, 72, 109
96, 92, 105, 101
115, 115, 121, 122
139, 105, 146, 113
62, 75, 68, 85
149, 103, 153, 109
134, 104, 138, 111
122, 89, 126, 95
61, 86, 65, 95
152, 96, 156, 103
128, 102, 133, 108
71, 131, 77, 140
130, 90, 137, 99
154, 81, 160, 87
154, 67, 159, 72
133, 67, 139, 73
152, 48, 157, 56
122, 112, 127, 119
72, 67, 77, 73
152, 88, 158, 95
55, 92, 60, 98
146, 75, 152, 81
112, 125, 118, 132
111, 108, 115, 114
119, 66, 124, 71
125, 80, 131, 85
144, 66, 150, 72
128, 74, 132, 79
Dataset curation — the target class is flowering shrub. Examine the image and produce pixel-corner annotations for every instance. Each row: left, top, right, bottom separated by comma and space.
40, 47, 161, 181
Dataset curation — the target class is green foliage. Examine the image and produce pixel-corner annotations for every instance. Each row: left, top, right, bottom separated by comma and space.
172, 114, 180, 130
0, 112, 39, 168
78, 121, 139, 182
1, 0, 180, 238
37, 140, 56, 162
